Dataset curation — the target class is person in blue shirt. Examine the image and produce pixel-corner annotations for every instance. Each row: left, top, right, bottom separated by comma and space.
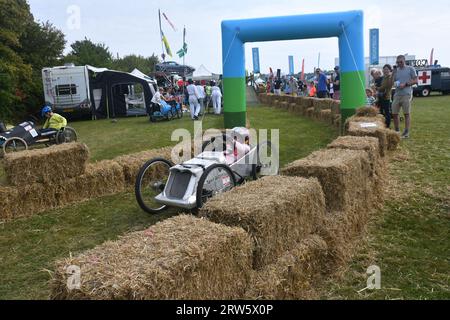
315, 68, 328, 98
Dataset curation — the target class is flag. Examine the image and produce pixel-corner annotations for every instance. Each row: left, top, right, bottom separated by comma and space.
162, 12, 177, 32
177, 26, 187, 58
162, 32, 172, 57
301, 59, 305, 81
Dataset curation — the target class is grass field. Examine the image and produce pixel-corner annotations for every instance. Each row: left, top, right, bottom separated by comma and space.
0, 97, 448, 300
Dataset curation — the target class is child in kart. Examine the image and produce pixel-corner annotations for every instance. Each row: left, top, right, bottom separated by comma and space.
40, 106, 67, 136
224, 128, 251, 165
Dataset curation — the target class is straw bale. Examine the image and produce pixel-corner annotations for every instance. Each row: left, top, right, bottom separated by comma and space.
281, 148, 372, 213
273, 99, 280, 108
385, 129, 401, 151
3, 143, 89, 186
320, 110, 332, 123
244, 235, 328, 300
13, 182, 58, 219
0, 186, 18, 221
288, 103, 298, 113
355, 106, 379, 117
55, 160, 125, 206
346, 120, 387, 157
200, 176, 326, 270
330, 100, 341, 115
113, 147, 174, 186
306, 107, 315, 118
280, 101, 289, 110
50, 215, 253, 300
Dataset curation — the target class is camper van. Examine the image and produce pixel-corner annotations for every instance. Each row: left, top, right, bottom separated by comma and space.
42, 64, 93, 117
42, 65, 157, 119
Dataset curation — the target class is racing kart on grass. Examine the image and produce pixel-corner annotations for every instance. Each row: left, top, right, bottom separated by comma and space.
0, 121, 78, 155
135, 128, 279, 214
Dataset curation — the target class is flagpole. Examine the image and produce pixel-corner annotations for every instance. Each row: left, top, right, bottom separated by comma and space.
158, 9, 165, 61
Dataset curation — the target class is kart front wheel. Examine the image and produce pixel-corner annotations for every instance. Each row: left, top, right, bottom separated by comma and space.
56, 127, 78, 144
196, 164, 236, 209
2, 137, 28, 155
135, 158, 173, 214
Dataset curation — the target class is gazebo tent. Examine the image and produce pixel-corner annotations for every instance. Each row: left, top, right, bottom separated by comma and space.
89, 70, 155, 118
192, 64, 221, 82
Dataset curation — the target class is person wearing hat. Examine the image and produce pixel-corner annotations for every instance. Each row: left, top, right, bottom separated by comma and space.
333, 66, 341, 100
39, 106, 67, 135
186, 79, 201, 120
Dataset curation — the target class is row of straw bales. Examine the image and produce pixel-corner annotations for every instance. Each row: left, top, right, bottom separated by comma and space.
0, 142, 199, 221
49, 103, 403, 300
259, 93, 341, 128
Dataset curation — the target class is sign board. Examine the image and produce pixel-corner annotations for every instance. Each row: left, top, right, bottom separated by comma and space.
252, 48, 260, 74
406, 59, 428, 68
417, 70, 432, 86
288, 55, 294, 75
369, 29, 379, 65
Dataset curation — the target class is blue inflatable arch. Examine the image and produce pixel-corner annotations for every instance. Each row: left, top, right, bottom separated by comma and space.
221, 10, 366, 128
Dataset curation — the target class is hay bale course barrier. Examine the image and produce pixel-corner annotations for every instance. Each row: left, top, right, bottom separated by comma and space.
200, 175, 327, 270
50, 215, 253, 300
345, 117, 388, 157
0, 187, 19, 220
281, 148, 372, 214
245, 235, 328, 300
3, 143, 89, 186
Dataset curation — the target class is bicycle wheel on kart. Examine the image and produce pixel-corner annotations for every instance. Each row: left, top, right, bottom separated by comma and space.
252, 140, 279, 180
2, 137, 28, 155
135, 158, 173, 214
196, 164, 236, 209
56, 127, 78, 144
165, 110, 174, 121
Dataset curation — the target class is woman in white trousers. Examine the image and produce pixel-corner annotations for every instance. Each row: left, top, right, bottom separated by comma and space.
187, 79, 200, 120
211, 82, 222, 115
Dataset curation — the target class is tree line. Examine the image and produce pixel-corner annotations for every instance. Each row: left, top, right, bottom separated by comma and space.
0, 0, 159, 122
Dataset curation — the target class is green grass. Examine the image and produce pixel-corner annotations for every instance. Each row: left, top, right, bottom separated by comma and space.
0, 105, 338, 299
322, 95, 450, 300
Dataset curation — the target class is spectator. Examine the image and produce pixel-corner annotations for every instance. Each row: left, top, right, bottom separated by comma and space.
376, 64, 394, 128
392, 55, 418, 138
211, 81, 223, 115
333, 66, 341, 100
315, 68, 328, 98
308, 81, 317, 97
371, 69, 383, 88
187, 79, 201, 120
273, 77, 282, 95
289, 76, 299, 96
205, 83, 212, 113
196, 81, 206, 116
366, 88, 376, 106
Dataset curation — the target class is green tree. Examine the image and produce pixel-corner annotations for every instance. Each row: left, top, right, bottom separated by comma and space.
64, 38, 113, 68
0, 0, 33, 121
112, 54, 159, 75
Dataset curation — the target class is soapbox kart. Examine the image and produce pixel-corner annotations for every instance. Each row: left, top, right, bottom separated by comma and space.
149, 100, 183, 122
0, 121, 78, 155
135, 128, 279, 214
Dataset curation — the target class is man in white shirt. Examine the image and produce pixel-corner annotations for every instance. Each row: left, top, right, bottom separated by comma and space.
148, 88, 165, 120
187, 79, 200, 120
196, 81, 206, 116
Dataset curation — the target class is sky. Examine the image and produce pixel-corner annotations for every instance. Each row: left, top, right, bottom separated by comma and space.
28, 0, 450, 74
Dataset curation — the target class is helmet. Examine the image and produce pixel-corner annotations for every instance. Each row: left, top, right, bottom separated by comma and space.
41, 106, 52, 118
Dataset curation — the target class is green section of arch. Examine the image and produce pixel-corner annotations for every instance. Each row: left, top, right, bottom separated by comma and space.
223, 77, 246, 127
340, 70, 366, 128
224, 111, 247, 128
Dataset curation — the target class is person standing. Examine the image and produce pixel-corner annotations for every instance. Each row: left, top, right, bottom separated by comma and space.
211, 81, 223, 115
315, 68, 328, 98
273, 77, 282, 95
333, 66, 341, 100
196, 81, 206, 116
187, 79, 201, 120
289, 76, 299, 96
392, 55, 418, 138
376, 64, 394, 128
205, 83, 212, 113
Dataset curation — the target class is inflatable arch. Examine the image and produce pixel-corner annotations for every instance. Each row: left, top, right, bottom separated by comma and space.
221, 11, 365, 128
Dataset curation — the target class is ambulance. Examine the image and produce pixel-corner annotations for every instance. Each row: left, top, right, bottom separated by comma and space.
413, 67, 450, 97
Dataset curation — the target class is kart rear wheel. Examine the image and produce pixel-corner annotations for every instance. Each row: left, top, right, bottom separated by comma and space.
135, 158, 173, 214
252, 140, 279, 180
56, 127, 78, 144
196, 164, 236, 209
2, 137, 28, 155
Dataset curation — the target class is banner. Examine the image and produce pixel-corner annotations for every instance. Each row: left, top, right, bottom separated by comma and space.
369, 29, 379, 65
177, 27, 188, 58
288, 55, 294, 75
301, 59, 305, 81
162, 12, 177, 32
252, 48, 260, 74
162, 32, 172, 57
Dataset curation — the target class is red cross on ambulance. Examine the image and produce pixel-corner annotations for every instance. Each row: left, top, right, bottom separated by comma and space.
418, 70, 432, 86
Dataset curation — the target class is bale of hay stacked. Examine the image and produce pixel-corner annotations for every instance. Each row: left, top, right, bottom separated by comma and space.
306, 107, 315, 118
55, 160, 125, 206
50, 215, 253, 300
113, 146, 174, 186
332, 114, 342, 128
320, 110, 332, 123
200, 176, 327, 270
0, 187, 18, 220
385, 129, 401, 151
330, 100, 341, 116
345, 119, 387, 157
3, 143, 89, 186
355, 106, 379, 117
281, 148, 372, 214
245, 235, 328, 300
